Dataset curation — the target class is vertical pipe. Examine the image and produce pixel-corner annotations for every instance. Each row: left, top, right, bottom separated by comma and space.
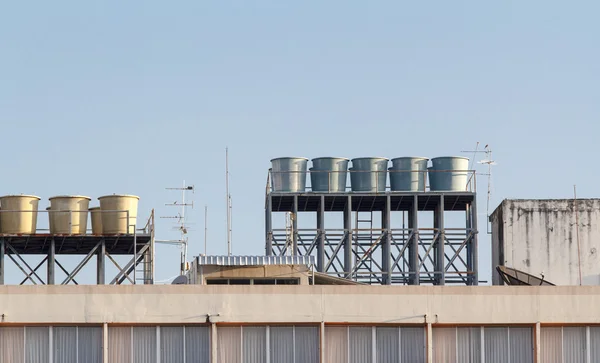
226, 147, 231, 256
535, 322, 541, 363
211, 323, 218, 363
382, 195, 391, 285
426, 322, 433, 363
436, 195, 445, 285
97, 239, 106, 285
48, 239, 55, 285
409, 195, 420, 285
103, 323, 108, 363
466, 204, 472, 282
292, 195, 298, 255
344, 195, 353, 278
470, 199, 479, 286
317, 195, 325, 272
204, 205, 208, 255
0, 239, 5, 285
265, 195, 273, 256
320, 322, 325, 363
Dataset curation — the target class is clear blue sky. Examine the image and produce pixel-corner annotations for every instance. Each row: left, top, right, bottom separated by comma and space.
1, 1, 598, 284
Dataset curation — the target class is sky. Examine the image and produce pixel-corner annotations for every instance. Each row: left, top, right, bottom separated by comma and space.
0, 1, 598, 284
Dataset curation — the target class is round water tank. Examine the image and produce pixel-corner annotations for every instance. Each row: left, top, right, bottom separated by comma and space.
350, 157, 389, 192
89, 207, 103, 235
310, 157, 349, 192
98, 195, 139, 234
428, 156, 470, 191
0, 195, 40, 234
48, 195, 91, 235
389, 157, 429, 192
270, 157, 308, 192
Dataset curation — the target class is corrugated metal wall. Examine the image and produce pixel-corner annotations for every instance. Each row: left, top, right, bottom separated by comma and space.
541, 326, 600, 363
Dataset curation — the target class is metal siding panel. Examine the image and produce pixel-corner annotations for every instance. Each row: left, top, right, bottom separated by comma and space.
133, 327, 157, 363
108, 327, 132, 363
161, 327, 184, 363
509, 327, 533, 363
185, 326, 210, 363
196, 255, 315, 266
217, 327, 241, 363
590, 327, 600, 361
540, 327, 562, 363
563, 327, 586, 363
270, 327, 293, 363
325, 327, 348, 363
457, 327, 481, 363
53, 327, 77, 363
0, 327, 25, 363
349, 327, 372, 363
25, 327, 49, 363
294, 326, 319, 363
432, 328, 457, 363
484, 327, 509, 363
401, 327, 426, 363
78, 327, 103, 363
243, 326, 266, 363
376, 327, 399, 363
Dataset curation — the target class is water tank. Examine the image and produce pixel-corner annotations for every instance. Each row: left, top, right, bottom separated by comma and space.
428, 156, 470, 191
310, 157, 349, 192
270, 157, 308, 192
89, 207, 103, 235
389, 157, 429, 192
350, 157, 389, 192
98, 195, 139, 234
0, 195, 40, 234
48, 195, 90, 235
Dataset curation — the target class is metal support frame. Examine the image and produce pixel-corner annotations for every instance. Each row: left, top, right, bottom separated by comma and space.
266, 192, 478, 285
0, 211, 155, 285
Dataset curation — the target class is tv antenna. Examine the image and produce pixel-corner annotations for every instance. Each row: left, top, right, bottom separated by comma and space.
461, 142, 497, 233
157, 181, 195, 275
226, 147, 232, 256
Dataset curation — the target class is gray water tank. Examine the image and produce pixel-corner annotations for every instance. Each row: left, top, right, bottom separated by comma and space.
350, 157, 388, 192
270, 157, 309, 192
389, 157, 429, 192
310, 157, 349, 192
428, 156, 470, 191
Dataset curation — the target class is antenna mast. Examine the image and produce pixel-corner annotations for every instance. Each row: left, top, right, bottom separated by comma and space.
461, 143, 496, 233
159, 181, 195, 275
226, 148, 232, 256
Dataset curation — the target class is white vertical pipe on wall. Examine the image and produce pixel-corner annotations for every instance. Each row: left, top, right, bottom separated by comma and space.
102, 324, 108, 363
320, 322, 325, 363
211, 324, 218, 363
426, 323, 433, 363
535, 323, 541, 363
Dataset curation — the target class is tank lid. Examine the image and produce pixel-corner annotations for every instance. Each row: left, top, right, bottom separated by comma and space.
49, 195, 91, 200
391, 156, 429, 161
270, 157, 309, 162
311, 157, 350, 161
98, 194, 140, 200
431, 156, 470, 160
0, 194, 41, 200
351, 157, 389, 161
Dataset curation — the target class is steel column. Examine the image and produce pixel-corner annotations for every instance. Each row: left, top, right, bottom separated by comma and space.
0, 239, 4, 285
317, 195, 325, 272
292, 195, 298, 255
470, 199, 479, 285
47, 239, 55, 285
344, 195, 352, 278
435, 195, 445, 285
97, 239, 105, 285
382, 195, 391, 285
265, 195, 272, 256
409, 195, 420, 285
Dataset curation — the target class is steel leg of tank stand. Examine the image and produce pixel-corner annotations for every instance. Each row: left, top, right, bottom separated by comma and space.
382, 195, 391, 285
408, 195, 420, 285
317, 195, 325, 272
97, 240, 106, 285
470, 200, 479, 286
47, 239, 55, 285
434, 195, 445, 285
292, 195, 298, 255
344, 195, 353, 279
265, 195, 273, 256
0, 239, 4, 285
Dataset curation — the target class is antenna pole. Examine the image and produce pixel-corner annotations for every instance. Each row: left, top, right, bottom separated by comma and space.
226, 147, 232, 256
574, 185, 582, 286
204, 205, 208, 255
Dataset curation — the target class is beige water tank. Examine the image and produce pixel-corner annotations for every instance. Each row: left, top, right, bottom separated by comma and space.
0, 195, 40, 234
89, 207, 102, 235
98, 194, 139, 234
48, 195, 91, 234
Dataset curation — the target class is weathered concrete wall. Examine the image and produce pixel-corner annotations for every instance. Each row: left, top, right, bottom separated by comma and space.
491, 199, 600, 286
0, 285, 600, 325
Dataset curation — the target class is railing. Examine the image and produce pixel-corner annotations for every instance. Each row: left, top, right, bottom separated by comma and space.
0, 209, 151, 236
267, 168, 477, 193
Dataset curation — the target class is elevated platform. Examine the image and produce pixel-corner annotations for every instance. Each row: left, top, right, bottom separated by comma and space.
269, 191, 475, 212
0, 234, 151, 255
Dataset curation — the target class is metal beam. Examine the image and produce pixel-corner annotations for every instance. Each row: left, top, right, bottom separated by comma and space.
409, 195, 420, 285
48, 239, 55, 285
0, 239, 4, 285
19, 256, 48, 285
106, 252, 134, 285
292, 195, 298, 254
265, 195, 273, 256
382, 195, 391, 285
110, 243, 149, 285
97, 239, 106, 285
344, 195, 352, 278
317, 195, 325, 272
62, 242, 101, 285
470, 200, 479, 285
6, 243, 45, 284
435, 195, 445, 285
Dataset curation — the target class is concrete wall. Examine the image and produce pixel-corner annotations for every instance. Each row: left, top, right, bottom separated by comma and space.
491, 199, 600, 286
1, 285, 600, 325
